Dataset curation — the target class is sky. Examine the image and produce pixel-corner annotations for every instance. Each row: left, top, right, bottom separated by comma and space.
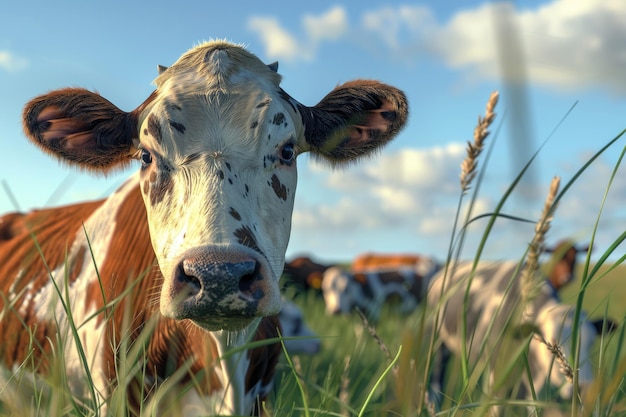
1, 0, 626, 265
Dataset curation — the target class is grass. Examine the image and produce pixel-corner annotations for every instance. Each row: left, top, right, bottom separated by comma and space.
2, 91, 626, 416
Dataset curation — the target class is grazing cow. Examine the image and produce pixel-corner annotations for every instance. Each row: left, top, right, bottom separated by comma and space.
282, 256, 332, 292
0, 40, 407, 416
278, 299, 321, 355
427, 247, 615, 406
543, 239, 590, 294
351, 252, 424, 273
322, 257, 440, 320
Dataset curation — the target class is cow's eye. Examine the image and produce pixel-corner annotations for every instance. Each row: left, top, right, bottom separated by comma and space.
140, 149, 153, 166
279, 143, 295, 164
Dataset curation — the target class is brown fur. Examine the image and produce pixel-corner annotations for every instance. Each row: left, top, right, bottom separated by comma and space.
0, 186, 281, 415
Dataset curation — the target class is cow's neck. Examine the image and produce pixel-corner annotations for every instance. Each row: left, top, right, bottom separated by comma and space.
210, 322, 260, 414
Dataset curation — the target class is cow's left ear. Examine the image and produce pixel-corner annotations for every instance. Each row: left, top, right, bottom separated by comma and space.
298, 80, 408, 163
513, 322, 541, 339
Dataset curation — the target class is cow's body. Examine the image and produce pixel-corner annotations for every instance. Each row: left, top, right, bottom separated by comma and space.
0, 40, 407, 415
0, 176, 281, 414
277, 298, 321, 355
351, 252, 424, 273
427, 258, 612, 406
322, 256, 440, 320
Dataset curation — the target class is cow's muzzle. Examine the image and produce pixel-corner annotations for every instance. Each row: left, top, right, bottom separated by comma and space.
161, 245, 280, 331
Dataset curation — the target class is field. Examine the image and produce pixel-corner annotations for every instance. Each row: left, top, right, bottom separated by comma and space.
2, 93, 625, 417
267, 260, 626, 417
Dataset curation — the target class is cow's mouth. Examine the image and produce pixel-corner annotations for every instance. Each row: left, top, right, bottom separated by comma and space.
188, 316, 256, 332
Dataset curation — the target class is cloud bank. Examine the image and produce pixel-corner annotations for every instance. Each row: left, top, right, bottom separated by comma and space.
290, 143, 626, 261
248, 0, 626, 93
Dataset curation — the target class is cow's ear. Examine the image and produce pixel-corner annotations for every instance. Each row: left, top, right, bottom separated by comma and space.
513, 322, 541, 339
298, 80, 408, 163
22, 88, 153, 174
591, 319, 619, 335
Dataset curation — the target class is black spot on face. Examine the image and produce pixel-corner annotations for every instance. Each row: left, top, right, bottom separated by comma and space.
148, 166, 174, 207
250, 121, 259, 129
169, 120, 186, 134
217, 170, 224, 180
234, 225, 262, 254
272, 112, 285, 126
225, 162, 231, 171
270, 174, 287, 201
147, 114, 163, 144
256, 99, 270, 108
229, 207, 242, 221
263, 155, 277, 169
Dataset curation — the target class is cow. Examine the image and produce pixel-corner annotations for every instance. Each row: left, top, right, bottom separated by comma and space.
0, 40, 408, 416
282, 256, 333, 292
321, 256, 440, 320
277, 299, 321, 355
543, 239, 590, 295
351, 252, 424, 273
427, 244, 616, 410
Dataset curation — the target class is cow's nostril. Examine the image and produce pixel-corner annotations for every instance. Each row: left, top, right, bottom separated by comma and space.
238, 262, 263, 298
177, 264, 201, 292
239, 272, 255, 293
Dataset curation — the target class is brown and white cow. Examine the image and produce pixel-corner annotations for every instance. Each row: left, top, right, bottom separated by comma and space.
0, 40, 407, 415
282, 255, 333, 292
351, 252, 424, 273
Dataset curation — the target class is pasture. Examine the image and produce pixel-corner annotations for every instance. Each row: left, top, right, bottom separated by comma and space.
2, 261, 623, 416
269, 260, 626, 417
2, 90, 625, 417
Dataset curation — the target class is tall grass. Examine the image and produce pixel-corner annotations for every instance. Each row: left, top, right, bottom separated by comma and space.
1, 90, 626, 417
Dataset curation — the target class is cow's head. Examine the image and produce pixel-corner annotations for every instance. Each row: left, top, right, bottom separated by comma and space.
543, 239, 590, 292
322, 266, 362, 315
21, 40, 407, 331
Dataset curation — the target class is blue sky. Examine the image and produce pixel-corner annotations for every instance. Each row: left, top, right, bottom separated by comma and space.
1, 0, 625, 264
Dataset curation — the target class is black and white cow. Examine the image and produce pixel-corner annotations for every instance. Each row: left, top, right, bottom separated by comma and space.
321, 257, 440, 320
278, 298, 321, 355
427, 252, 616, 405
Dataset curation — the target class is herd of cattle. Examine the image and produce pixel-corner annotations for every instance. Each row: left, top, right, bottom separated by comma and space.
283, 240, 617, 403
0, 39, 619, 416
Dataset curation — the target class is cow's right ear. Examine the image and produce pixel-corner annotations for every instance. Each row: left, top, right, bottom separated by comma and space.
297, 80, 408, 164
22, 88, 153, 174
591, 319, 619, 335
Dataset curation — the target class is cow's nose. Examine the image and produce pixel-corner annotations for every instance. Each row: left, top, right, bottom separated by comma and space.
162, 246, 275, 329
175, 257, 264, 301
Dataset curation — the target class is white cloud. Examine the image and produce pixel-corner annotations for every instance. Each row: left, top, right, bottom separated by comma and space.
289, 144, 626, 261
303, 6, 347, 43
248, 6, 348, 62
365, 0, 626, 93
247, 17, 302, 60
294, 143, 478, 235
250, 1, 626, 93
0, 50, 28, 72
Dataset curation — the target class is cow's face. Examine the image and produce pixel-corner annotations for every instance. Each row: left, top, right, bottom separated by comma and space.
22, 40, 408, 331
322, 267, 356, 315
136, 48, 300, 329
